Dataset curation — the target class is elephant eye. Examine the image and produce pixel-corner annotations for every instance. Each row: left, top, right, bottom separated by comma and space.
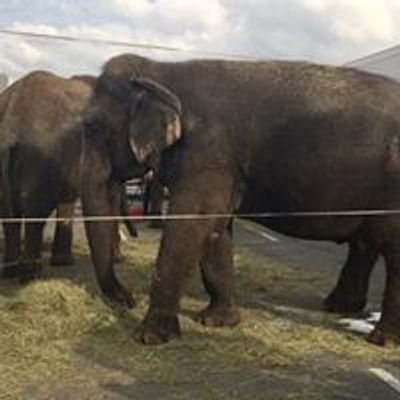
131, 91, 147, 118
85, 119, 102, 134
136, 90, 147, 102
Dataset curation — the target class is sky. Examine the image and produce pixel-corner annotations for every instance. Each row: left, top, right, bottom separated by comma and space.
1, 0, 400, 81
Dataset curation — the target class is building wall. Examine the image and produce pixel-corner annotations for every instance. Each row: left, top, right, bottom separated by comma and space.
0, 73, 8, 92
346, 45, 400, 81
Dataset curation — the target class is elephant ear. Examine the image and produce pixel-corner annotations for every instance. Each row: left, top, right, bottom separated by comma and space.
165, 115, 182, 146
130, 77, 183, 147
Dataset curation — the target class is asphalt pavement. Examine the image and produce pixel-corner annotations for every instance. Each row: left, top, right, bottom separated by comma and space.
1, 215, 400, 399
234, 220, 400, 400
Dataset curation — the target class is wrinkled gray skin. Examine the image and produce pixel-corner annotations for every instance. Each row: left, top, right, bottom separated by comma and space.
0, 71, 138, 282
0, 71, 93, 278
85, 54, 400, 346
49, 184, 138, 268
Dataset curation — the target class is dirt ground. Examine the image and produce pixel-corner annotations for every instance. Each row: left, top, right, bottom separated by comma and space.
0, 220, 399, 400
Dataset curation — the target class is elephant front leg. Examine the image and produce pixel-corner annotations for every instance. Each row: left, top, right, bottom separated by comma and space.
324, 240, 378, 314
197, 224, 241, 327
50, 202, 75, 266
82, 162, 134, 308
136, 172, 236, 344
85, 217, 134, 307
20, 222, 45, 280
136, 218, 214, 344
112, 222, 124, 263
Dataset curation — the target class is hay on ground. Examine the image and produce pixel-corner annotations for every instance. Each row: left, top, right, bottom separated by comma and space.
0, 236, 397, 399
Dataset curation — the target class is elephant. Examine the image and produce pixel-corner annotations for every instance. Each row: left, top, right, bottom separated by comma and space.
0, 71, 92, 278
0, 71, 139, 282
83, 53, 400, 346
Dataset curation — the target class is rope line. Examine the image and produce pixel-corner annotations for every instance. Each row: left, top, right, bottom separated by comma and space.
0, 258, 41, 269
0, 260, 21, 269
0, 209, 399, 224
0, 210, 396, 270
0, 29, 260, 61
7, 28, 398, 68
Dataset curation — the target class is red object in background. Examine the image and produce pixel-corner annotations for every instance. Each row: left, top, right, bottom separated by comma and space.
128, 205, 144, 217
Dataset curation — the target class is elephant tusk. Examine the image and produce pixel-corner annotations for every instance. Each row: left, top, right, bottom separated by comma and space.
129, 138, 143, 162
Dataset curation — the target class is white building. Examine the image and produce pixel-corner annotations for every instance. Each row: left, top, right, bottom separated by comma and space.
346, 45, 400, 81
0, 73, 8, 92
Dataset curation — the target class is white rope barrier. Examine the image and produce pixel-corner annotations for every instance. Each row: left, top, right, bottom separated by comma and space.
0, 29, 260, 61
0, 209, 399, 224
0, 210, 397, 272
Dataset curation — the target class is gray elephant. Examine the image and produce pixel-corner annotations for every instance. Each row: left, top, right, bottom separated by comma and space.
83, 54, 400, 346
0, 71, 92, 278
0, 71, 139, 283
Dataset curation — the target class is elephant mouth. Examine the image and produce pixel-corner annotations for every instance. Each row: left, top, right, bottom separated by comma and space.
129, 138, 152, 163
129, 138, 159, 172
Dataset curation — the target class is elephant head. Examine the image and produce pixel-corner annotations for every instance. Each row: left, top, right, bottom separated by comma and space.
128, 76, 182, 171
84, 73, 182, 179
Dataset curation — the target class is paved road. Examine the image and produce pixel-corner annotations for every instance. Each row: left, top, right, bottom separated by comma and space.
234, 220, 400, 400
2, 216, 400, 399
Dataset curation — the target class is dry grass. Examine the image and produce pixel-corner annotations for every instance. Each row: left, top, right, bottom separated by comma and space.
0, 233, 398, 399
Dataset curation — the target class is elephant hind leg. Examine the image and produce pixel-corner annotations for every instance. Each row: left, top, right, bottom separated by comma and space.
1, 221, 22, 279
323, 240, 378, 314
196, 224, 241, 327
368, 242, 400, 345
17, 201, 53, 280
18, 221, 45, 281
50, 202, 75, 266
1, 220, 44, 281
3, 221, 21, 263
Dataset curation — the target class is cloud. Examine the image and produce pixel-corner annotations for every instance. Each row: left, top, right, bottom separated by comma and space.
109, 0, 229, 32
1, 0, 400, 82
302, 0, 397, 41
0, 22, 180, 81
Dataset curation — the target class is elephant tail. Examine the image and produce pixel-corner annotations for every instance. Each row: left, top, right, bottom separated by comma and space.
0, 84, 19, 217
0, 147, 14, 217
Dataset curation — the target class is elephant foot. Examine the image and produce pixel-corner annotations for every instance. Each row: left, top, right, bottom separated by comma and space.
50, 253, 75, 266
1, 261, 42, 282
323, 291, 366, 314
103, 284, 136, 309
134, 310, 181, 345
367, 321, 400, 346
195, 304, 241, 327
112, 251, 124, 264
